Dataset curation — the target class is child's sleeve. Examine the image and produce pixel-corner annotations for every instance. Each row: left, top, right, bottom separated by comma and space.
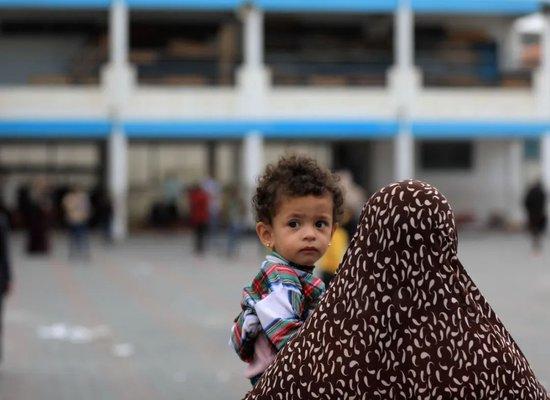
253, 266, 306, 351
229, 287, 262, 362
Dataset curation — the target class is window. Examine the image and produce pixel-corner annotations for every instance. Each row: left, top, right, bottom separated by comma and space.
419, 141, 473, 170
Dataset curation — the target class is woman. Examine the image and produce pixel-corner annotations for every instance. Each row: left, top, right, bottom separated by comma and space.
245, 180, 548, 399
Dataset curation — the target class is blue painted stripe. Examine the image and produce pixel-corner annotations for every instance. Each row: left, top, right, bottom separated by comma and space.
2, 119, 550, 140
128, 0, 241, 10
412, 0, 539, 14
0, 0, 109, 8
0, 0, 539, 13
124, 120, 398, 139
0, 120, 111, 138
0, 0, 541, 13
413, 121, 550, 138
256, 0, 398, 13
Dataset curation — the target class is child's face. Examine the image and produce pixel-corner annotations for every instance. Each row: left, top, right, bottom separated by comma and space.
256, 194, 336, 266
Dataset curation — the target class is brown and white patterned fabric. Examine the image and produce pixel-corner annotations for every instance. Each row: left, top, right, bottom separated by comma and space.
244, 180, 549, 400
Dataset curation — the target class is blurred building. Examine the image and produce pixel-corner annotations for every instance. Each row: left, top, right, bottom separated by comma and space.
0, 0, 550, 238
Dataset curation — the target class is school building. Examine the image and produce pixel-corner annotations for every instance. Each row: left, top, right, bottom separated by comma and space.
1, 0, 550, 238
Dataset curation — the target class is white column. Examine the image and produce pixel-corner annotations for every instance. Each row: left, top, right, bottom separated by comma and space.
242, 132, 264, 225
390, 0, 418, 181
102, 0, 135, 241
243, 4, 263, 68
539, 9, 550, 193
237, 4, 271, 109
508, 139, 523, 225
111, 0, 128, 67
108, 126, 128, 240
238, 5, 269, 227
395, 0, 413, 70
395, 123, 414, 181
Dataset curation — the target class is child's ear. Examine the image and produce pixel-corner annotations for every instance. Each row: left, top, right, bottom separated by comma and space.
256, 221, 273, 248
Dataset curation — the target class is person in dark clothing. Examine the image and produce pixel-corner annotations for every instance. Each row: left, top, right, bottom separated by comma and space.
25, 179, 51, 255
188, 184, 209, 255
524, 180, 547, 254
0, 213, 12, 363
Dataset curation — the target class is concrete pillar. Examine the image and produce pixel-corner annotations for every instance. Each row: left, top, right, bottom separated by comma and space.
390, 0, 419, 181
237, 5, 270, 226
243, 4, 263, 68
538, 9, 550, 194
237, 5, 271, 111
108, 126, 128, 240
508, 139, 523, 225
242, 132, 264, 225
395, 0, 413, 70
395, 123, 414, 181
101, 0, 135, 241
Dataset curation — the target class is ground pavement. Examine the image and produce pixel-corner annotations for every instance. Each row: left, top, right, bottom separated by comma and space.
0, 232, 548, 399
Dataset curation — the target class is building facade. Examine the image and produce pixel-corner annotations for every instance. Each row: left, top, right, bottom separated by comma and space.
1, 0, 550, 238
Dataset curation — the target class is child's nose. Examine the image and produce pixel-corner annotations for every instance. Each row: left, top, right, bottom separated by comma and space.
303, 226, 316, 239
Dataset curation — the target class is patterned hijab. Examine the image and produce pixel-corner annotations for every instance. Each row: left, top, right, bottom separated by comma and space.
245, 180, 548, 399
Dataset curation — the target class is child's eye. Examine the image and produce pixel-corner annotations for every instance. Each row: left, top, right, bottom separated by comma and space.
315, 220, 329, 228
288, 220, 300, 228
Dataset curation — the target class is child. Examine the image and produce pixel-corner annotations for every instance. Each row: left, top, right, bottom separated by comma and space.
229, 155, 344, 386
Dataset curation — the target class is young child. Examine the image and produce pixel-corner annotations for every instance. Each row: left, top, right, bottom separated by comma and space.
229, 155, 344, 386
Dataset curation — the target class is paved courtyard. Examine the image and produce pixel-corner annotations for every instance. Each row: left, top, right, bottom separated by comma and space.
0, 231, 548, 399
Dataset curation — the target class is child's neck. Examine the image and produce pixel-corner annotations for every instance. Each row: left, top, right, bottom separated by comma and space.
270, 250, 315, 273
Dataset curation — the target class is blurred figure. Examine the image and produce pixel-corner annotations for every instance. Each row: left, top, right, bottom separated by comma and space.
202, 175, 222, 247
96, 190, 113, 244
336, 170, 366, 237
25, 178, 52, 255
188, 184, 209, 255
222, 184, 245, 257
0, 210, 12, 363
63, 185, 91, 260
524, 180, 547, 255
316, 209, 350, 287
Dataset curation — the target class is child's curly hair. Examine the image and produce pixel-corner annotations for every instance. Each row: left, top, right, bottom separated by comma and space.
253, 155, 344, 224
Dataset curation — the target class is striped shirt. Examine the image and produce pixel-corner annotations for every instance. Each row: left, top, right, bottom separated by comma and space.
230, 252, 325, 364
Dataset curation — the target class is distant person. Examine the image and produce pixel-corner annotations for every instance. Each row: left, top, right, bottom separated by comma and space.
188, 184, 209, 255
97, 190, 113, 244
230, 155, 344, 387
25, 178, 51, 255
202, 175, 222, 246
222, 184, 245, 257
245, 180, 549, 399
63, 185, 91, 260
524, 180, 547, 254
0, 212, 12, 363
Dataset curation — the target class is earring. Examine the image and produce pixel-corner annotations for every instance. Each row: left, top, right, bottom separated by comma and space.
328, 242, 332, 247
265, 242, 271, 248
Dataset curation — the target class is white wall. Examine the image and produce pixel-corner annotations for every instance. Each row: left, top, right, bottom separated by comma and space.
371, 140, 395, 191
420, 140, 524, 226
371, 139, 527, 226
123, 88, 238, 119
266, 88, 393, 118
414, 88, 537, 119
0, 87, 106, 118
0, 86, 539, 120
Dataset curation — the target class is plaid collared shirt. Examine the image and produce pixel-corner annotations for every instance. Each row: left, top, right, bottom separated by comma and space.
230, 253, 326, 362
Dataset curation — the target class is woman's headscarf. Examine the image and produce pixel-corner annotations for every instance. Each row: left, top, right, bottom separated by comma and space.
245, 180, 548, 399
